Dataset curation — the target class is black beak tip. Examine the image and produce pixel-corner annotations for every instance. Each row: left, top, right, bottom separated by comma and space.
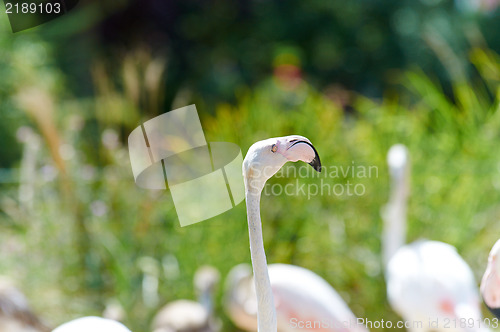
308, 155, 322, 172
484, 301, 500, 319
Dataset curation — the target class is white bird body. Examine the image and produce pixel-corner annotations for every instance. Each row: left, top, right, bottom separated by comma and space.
52, 316, 131, 332
152, 300, 210, 332
384, 145, 487, 332
226, 263, 368, 332
151, 266, 220, 332
387, 240, 484, 331
271, 264, 364, 331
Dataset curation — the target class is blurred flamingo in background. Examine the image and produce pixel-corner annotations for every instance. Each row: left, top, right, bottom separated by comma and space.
225, 263, 369, 332
0, 277, 50, 332
480, 239, 500, 319
151, 265, 220, 332
383, 144, 486, 332
238, 135, 367, 332
52, 316, 131, 332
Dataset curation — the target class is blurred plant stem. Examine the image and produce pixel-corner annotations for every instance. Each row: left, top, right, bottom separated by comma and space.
15, 86, 91, 287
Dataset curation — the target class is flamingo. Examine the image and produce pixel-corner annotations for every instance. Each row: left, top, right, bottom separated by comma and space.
224, 263, 369, 332
480, 239, 500, 319
52, 267, 218, 332
52, 316, 131, 332
242, 135, 320, 332
0, 277, 50, 332
193, 266, 220, 321
383, 144, 486, 332
239, 135, 367, 332
151, 266, 220, 332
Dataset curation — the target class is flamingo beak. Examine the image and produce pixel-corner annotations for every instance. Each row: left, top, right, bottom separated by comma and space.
484, 302, 500, 319
279, 136, 322, 172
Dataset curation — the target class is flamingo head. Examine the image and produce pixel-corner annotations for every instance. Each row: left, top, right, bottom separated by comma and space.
481, 239, 500, 318
194, 265, 220, 294
243, 135, 321, 193
387, 144, 410, 201
387, 144, 409, 182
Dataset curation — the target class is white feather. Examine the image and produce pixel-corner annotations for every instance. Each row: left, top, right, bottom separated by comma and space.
52, 316, 131, 332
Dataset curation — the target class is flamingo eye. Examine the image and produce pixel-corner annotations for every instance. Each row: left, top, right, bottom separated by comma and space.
271, 144, 277, 153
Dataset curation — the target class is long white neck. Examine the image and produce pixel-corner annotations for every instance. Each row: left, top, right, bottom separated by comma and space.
382, 174, 408, 270
245, 190, 277, 332
199, 289, 213, 316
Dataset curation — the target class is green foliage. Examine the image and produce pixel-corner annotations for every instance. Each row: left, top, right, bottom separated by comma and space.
1, 46, 500, 331
2, 3, 500, 327
31, 0, 500, 111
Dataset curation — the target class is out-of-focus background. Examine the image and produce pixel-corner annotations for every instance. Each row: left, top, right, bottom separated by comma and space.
1, 0, 500, 330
